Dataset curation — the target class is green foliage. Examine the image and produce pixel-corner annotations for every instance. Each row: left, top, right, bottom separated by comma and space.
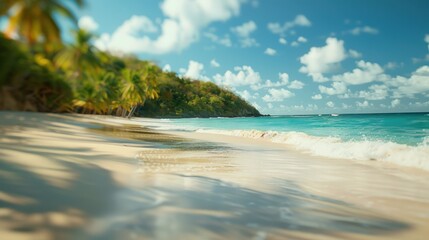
1, 0, 261, 118
0, 31, 260, 117
0, 34, 72, 112
138, 73, 261, 118
3, 0, 85, 49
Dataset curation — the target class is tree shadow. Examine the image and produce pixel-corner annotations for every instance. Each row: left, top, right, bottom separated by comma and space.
0, 112, 412, 239
92, 174, 410, 240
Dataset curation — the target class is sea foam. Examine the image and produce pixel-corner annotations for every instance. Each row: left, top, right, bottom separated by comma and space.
197, 129, 429, 171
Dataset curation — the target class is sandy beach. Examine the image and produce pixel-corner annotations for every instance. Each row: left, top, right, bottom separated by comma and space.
1, 111, 429, 240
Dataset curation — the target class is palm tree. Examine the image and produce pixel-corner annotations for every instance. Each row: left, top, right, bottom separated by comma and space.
3, 0, 85, 48
55, 29, 100, 79
120, 66, 159, 118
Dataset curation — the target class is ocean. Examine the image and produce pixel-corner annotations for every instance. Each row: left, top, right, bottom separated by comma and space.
134, 112, 429, 170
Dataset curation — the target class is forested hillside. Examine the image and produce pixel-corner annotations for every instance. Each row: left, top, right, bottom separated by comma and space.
0, 34, 261, 118
139, 73, 261, 118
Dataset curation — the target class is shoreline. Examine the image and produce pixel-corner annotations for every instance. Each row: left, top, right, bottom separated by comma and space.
1, 111, 429, 239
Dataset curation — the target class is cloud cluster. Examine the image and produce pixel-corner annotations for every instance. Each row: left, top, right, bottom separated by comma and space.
262, 88, 294, 102
391, 99, 400, 108
311, 94, 322, 100
357, 84, 388, 100
318, 81, 347, 95
95, 0, 244, 54
251, 72, 304, 90
299, 37, 347, 82
213, 65, 262, 86
291, 36, 307, 47
391, 65, 429, 97
332, 60, 385, 85
267, 15, 311, 35
204, 32, 232, 47
231, 21, 258, 47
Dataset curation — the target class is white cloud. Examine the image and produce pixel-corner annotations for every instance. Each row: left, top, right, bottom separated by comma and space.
391, 65, 429, 97
311, 94, 323, 100
204, 32, 232, 47
319, 81, 347, 95
95, 0, 243, 54
262, 88, 294, 102
299, 37, 347, 82
214, 65, 262, 86
279, 37, 287, 45
288, 80, 304, 89
358, 84, 388, 100
332, 60, 385, 85
297, 36, 307, 43
356, 100, 369, 107
391, 99, 400, 108
163, 64, 171, 72
231, 21, 258, 47
326, 101, 335, 108
349, 26, 379, 35
231, 21, 256, 37
267, 103, 274, 109
237, 90, 252, 100
264, 48, 277, 56
184, 60, 205, 80
291, 36, 308, 47
78, 16, 99, 32
210, 59, 220, 67
279, 73, 289, 84
348, 49, 362, 58
250, 72, 290, 90
267, 14, 311, 35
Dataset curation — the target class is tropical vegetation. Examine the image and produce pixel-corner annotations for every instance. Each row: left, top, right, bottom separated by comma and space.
0, 0, 261, 118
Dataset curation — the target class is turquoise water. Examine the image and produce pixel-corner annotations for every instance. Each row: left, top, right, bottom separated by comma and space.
164, 113, 429, 146
136, 112, 429, 170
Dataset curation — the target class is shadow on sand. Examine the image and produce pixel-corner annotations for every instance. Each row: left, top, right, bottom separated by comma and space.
0, 112, 411, 239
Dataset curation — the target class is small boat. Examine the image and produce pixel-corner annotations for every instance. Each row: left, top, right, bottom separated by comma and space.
331, 113, 339, 117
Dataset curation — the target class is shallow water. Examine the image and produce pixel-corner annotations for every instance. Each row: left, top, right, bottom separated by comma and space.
131, 113, 429, 171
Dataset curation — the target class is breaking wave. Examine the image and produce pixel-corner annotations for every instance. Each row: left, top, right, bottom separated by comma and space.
197, 129, 429, 171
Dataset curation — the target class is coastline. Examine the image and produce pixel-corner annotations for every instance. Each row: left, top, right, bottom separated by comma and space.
1, 111, 429, 239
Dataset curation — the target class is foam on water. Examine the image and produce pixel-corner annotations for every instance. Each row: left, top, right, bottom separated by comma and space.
197, 129, 429, 171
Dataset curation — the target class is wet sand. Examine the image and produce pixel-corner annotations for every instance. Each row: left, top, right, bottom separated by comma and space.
1, 112, 429, 239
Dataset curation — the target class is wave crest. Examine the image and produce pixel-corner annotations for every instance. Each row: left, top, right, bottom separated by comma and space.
197, 129, 429, 171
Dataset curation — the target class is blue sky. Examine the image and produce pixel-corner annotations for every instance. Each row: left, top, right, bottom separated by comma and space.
33, 0, 429, 114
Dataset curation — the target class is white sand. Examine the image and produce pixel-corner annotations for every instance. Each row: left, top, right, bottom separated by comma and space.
1, 111, 429, 240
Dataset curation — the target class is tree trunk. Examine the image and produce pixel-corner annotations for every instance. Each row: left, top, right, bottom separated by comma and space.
127, 105, 137, 119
